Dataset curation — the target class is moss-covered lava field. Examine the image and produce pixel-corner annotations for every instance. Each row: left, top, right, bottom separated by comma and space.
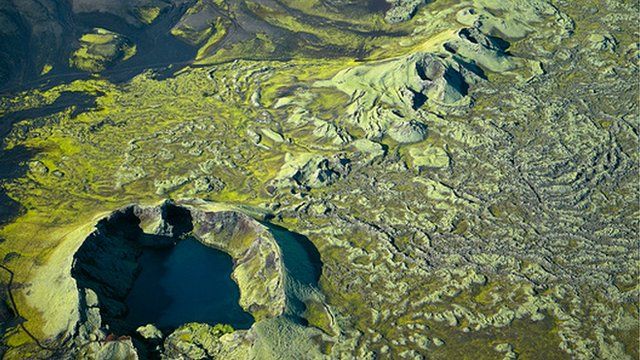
0, 0, 638, 359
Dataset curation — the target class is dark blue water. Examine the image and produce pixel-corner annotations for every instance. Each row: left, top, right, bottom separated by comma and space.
368, 0, 392, 13
267, 225, 322, 286
124, 237, 253, 331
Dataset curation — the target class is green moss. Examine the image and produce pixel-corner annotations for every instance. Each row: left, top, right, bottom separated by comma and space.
40, 64, 53, 75
0, 1, 638, 358
69, 28, 135, 72
303, 300, 334, 335
135, 6, 162, 25
428, 316, 568, 360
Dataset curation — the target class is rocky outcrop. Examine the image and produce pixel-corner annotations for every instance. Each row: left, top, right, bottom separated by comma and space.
171, 0, 223, 45
387, 120, 428, 144
408, 144, 450, 169
351, 139, 386, 163
189, 209, 287, 320
385, 0, 424, 23
443, 27, 517, 73
76, 338, 139, 360
272, 153, 350, 190
318, 52, 474, 140
70, 28, 136, 73
162, 323, 238, 359
137, 324, 163, 342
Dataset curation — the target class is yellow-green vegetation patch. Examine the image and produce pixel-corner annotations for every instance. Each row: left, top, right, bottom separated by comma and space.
69, 28, 136, 72
135, 6, 162, 25
39, 64, 53, 75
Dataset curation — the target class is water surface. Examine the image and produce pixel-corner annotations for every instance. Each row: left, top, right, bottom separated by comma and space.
124, 237, 253, 332
267, 224, 322, 286
369, 0, 392, 13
